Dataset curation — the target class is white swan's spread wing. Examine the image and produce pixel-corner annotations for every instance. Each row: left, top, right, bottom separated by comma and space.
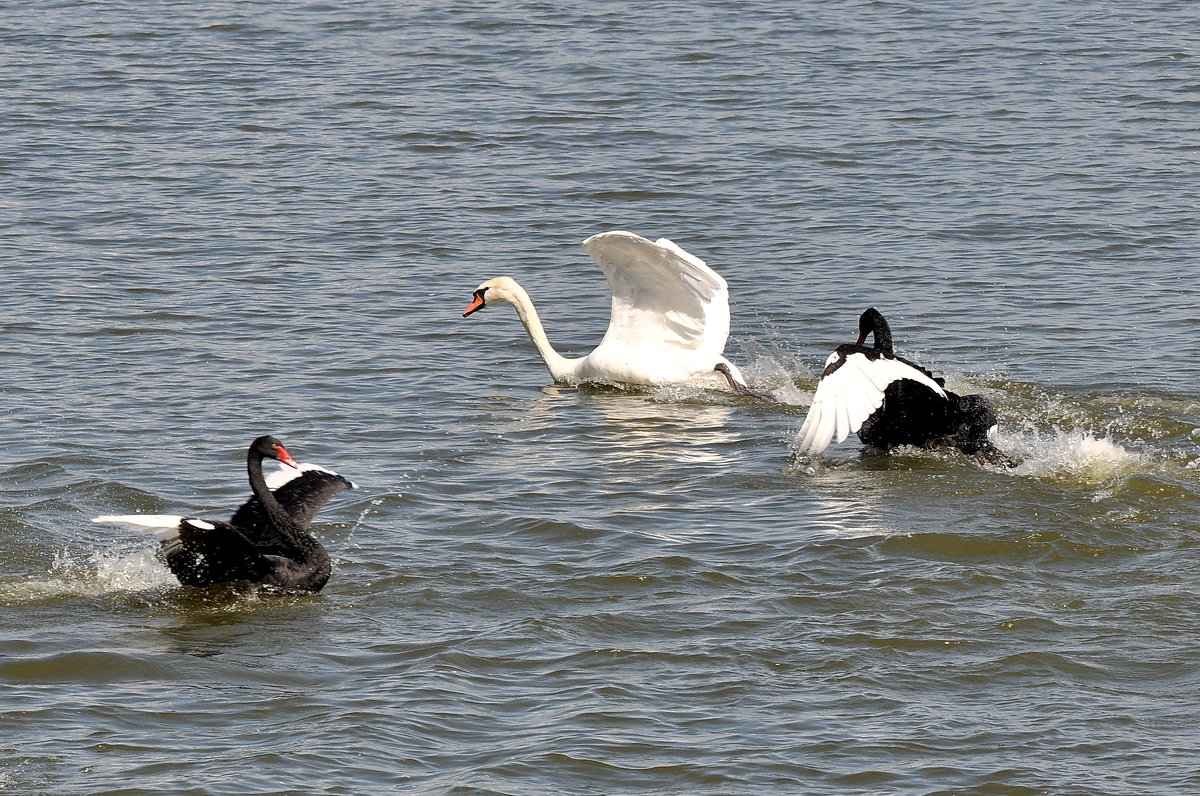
795, 348, 947, 455
582, 231, 730, 356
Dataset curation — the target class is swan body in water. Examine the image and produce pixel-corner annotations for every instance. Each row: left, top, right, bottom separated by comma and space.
94, 436, 356, 593
795, 308, 1014, 467
463, 230, 752, 391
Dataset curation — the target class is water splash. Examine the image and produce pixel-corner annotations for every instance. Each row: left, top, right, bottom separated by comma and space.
996, 427, 1141, 483
737, 347, 815, 406
0, 547, 175, 604
332, 495, 387, 562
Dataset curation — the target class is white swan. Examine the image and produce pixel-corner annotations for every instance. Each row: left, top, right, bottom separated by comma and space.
462, 231, 752, 391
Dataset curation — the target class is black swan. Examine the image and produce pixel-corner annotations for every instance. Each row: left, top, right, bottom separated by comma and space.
795, 308, 1014, 467
94, 435, 357, 593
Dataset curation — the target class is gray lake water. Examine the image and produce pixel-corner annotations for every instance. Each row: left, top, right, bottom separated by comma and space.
2, 1, 1199, 793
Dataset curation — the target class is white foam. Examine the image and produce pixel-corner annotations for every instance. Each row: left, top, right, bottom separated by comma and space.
84, 548, 177, 592
0, 548, 175, 604
995, 427, 1140, 483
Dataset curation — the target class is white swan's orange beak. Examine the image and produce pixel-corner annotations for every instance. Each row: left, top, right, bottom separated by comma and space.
463, 290, 486, 317
273, 445, 299, 469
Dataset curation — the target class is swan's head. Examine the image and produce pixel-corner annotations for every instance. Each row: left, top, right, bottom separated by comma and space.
713, 362, 738, 391
463, 277, 521, 317
250, 435, 299, 469
855, 307, 893, 352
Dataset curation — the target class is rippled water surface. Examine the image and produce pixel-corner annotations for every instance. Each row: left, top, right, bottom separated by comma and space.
3, 1, 1199, 793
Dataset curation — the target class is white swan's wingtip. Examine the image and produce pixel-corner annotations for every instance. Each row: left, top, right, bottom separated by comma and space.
581, 230, 646, 255
583, 229, 640, 244
583, 229, 711, 275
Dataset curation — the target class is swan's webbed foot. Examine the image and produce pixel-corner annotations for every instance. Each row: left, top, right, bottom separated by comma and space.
713, 363, 776, 401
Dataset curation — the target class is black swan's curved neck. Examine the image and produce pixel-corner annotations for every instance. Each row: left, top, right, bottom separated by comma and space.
247, 451, 289, 526
245, 447, 315, 554
856, 308, 893, 353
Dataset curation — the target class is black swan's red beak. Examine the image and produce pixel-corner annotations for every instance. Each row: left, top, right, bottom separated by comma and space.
274, 445, 299, 469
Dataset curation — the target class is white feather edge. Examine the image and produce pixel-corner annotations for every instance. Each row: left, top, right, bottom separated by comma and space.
92, 514, 186, 541
262, 460, 357, 490
795, 351, 947, 455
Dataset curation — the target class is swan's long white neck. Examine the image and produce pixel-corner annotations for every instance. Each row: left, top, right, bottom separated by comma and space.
491, 279, 583, 382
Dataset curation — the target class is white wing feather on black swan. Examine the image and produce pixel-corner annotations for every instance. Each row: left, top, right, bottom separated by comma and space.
795, 308, 1014, 467
796, 346, 946, 455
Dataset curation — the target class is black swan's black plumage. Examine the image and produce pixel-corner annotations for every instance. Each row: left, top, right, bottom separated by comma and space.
797, 308, 1014, 466
97, 436, 356, 593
